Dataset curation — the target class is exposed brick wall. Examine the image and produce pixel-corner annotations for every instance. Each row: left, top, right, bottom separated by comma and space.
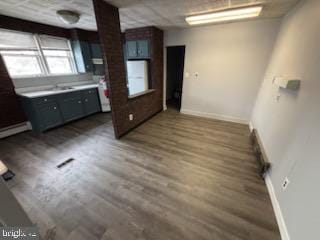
93, 0, 163, 138
0, 56, 26, 129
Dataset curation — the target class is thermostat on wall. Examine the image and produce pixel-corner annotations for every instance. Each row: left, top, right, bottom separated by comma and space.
273, 76, 301, 90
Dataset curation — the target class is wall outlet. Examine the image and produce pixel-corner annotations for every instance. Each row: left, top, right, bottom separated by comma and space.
129, 114, 134, 121
282, 177, 290, 190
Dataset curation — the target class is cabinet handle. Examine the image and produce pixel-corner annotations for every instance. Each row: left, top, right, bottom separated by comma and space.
85, 99, 88, 102
53, 107, 57, 110
78, 101, 82, 104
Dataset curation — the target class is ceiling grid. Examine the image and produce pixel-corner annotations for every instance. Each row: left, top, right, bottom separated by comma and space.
0, 0, 300, 31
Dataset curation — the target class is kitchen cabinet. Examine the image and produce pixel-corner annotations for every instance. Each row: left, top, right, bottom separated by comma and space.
20, 88, 101, 132
81, 42, 94, 73
72, 41, 104, 74
72, 40, 94, 73
82, 89, 101, 115
137, 40, 149, 58
58, 92, 84, 122
126, 40, 150, 59
37, 102, 63, 131
90, 43, 103, 59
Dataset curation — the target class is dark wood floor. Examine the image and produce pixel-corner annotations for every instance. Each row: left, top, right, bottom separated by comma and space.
0, 109, 280, 240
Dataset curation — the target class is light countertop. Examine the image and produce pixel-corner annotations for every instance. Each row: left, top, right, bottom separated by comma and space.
18, 84, 99, 98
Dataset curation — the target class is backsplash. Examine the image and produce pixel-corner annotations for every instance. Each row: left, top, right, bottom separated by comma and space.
14, 73, 96, 93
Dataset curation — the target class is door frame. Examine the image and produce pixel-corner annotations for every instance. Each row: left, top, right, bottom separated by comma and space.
164, 45, 186, 111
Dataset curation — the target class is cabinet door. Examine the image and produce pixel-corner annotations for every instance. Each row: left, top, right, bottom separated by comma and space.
137, 40, 149, 58
90, 43, 103, 59
80, 41, 94, 73
59, 94, 84, 122
37, 102, 63, 131
126, 41, 138, 58
82, 89, 101, 115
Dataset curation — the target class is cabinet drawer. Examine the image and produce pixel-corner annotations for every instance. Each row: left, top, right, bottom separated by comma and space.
57, 91, 82, 102
33, 95, 56, 105
82, 88, 98, 95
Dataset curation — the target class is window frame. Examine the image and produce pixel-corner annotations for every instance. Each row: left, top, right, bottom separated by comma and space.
0, 49, 46, 77
0, 30, 77, 78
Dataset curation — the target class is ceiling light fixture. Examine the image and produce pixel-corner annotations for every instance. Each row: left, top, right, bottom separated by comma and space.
57, 10, 80, 25
186, 6, 263, 25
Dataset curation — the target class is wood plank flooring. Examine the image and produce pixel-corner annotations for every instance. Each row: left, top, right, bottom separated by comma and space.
0, 109, 280, 240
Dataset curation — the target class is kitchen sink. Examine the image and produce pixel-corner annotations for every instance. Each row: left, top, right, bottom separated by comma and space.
51, 86, 74, 91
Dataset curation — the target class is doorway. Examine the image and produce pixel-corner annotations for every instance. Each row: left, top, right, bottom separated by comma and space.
166, 46, 185, 111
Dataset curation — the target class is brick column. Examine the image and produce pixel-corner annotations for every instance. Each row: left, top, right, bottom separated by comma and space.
93, 0, 163, 138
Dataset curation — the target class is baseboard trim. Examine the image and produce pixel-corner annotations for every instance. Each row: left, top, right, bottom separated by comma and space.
265, 174, 290, 240
180, 109, 248, 124
163, 105, 168, 111
0, 122, 31, 139
249, 122, 254, 132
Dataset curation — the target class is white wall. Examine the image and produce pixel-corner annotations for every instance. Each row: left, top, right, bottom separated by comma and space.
251, 1, 320, 239
165, 19, 281, 123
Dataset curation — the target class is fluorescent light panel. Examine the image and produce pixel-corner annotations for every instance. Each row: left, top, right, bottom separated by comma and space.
186, 6, 263, 25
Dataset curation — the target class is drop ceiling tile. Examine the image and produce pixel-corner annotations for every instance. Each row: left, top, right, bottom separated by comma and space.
0, 0, 301, 31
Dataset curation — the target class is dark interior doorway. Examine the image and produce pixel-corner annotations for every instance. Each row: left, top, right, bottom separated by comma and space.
166, 46, 185, 111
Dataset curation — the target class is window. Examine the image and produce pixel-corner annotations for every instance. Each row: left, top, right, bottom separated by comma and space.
39, 35, 75, 75
0, 29, 76, 77
43, 50, 73, 74
1, 50, 43, 76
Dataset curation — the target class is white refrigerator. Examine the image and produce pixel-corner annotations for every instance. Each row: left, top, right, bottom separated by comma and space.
126, 60, 149, 96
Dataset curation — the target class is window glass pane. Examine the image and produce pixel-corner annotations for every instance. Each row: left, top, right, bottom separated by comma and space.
0, 29, 37, 49
0, 50, 38, 56
43, 50, 69, 57
39, 35, 69, 50
45, 57, 73, 74
3, 55, 42, 76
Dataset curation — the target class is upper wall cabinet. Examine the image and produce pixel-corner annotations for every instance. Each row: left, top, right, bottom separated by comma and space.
72, 40, 93, 73
90, 43, 103, 59
126, 40, 150, 59
72, 41, 104, 75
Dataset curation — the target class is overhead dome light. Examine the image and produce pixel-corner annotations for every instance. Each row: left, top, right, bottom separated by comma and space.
57, 10, 80, 25
186, 5, 263, 25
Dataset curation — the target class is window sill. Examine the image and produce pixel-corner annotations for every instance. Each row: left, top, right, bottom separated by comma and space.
128, 89, 156, 99
12, 73, 86, 80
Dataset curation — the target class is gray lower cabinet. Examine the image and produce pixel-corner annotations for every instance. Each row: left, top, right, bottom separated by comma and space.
59, 92, 84, 122
37, 102, 63, 130
83, 89, 101, 115
20, 88, 101, 132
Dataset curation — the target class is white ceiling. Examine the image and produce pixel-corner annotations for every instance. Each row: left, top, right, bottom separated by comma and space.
0, 0, 300, 31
